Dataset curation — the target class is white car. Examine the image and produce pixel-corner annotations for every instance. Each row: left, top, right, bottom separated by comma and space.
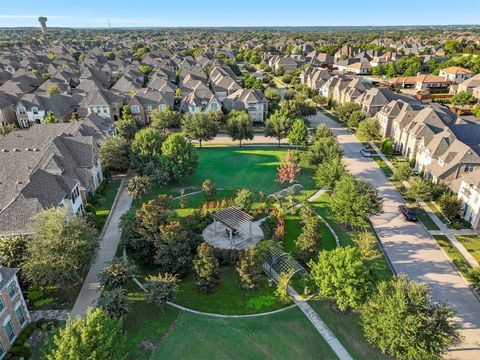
360, 148, 371, 157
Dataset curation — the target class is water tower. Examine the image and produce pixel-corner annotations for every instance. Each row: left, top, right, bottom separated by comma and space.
38, 17, 48, 34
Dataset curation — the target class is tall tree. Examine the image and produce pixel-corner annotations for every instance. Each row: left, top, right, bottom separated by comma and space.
144, 273, 179, 313
193, 243, 220, 293
276, 150, 301, 184
153, 221, 193, 275
357, 118, 381, 141
126, 175, 152, 199
265, 110, 292, 146
182, 112, 219, 147
116, 106, 139, 141
46, 308, 127, 360
99, 136, 131, 172
315, 157, 346, 189
23, 208, 98, 287
306, 137, 342, 166
161, 133, 198, 178
236, 248, 263, 289
361, 275, 461, 360
331, 174, 382, 228
226, 110, 254, 146
287, 119, 308, 149
150, 108, 182, 130
309, 246, 373, 311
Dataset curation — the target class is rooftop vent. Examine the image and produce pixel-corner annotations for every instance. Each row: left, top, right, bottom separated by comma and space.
26, 148, 32, 151
1, 149, 7, 152
12, 148, 20, 152
33, 148, 40, 151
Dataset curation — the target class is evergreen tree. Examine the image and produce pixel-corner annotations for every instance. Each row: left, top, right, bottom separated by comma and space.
236, 248, 262, 289
144, 273, 179, 312
193, 243, 220, 293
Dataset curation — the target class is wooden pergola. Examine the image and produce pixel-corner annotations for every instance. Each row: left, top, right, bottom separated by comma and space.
212, 207, 253, 245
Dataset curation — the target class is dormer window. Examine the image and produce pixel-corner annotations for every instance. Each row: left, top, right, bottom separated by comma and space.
465, 164, 475, 172
32, 107, 39, 115
438, 159, 444, 167
17, 107, 26, 115
147, 105, 152, 111
131, 105, 140, 113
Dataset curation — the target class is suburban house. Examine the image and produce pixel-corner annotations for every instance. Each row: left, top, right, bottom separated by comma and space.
345, 61, 372, 74
376, 99, 423, 138
128, 89, 175, 124
15, 93, 75, 128
390, 74, 450, 91
391, 105, 456, 158
0, 122, 108, 236
354, 87, 411, 117
439, 66, 473, 83
180, 83, 221, 114
454, 73, 480, 99
453, 169, 480, 230
0, 266, 31, 357
0, 92, 17, 125
300, 67, 331, 91
80, 89, 123, 121
223, 88, 268, 122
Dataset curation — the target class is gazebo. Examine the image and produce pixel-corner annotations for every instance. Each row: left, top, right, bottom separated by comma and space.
212, 207, 253, 246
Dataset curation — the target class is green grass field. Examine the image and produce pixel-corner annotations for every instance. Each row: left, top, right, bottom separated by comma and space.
91, 179, 121, 228
134, 147, 315, 207
284, 214, 337, 254
433, 235, 472, 277
174, 267, 287, 315
456, 235, 480, 263
308, 300, 389, 360
373, 156, 393, 178
151, 307, 338, 360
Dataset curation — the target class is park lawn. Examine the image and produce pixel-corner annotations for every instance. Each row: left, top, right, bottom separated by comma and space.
134, 147, 315, 207
433, 235, 472, 277
123, 280, 180, 360
284, 214, 337, 254
152, 307, 339, 360
172, 189, 266, 218
308, 300, 389, 360
174, 267, 287, 315
456, 235, 480, 263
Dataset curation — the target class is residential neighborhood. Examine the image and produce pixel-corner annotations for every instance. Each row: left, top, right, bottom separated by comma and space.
0, 1, 480, 359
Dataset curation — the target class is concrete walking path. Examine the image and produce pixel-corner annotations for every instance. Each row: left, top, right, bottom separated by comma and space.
70, 177, 132, 318
311, 111, 480, 360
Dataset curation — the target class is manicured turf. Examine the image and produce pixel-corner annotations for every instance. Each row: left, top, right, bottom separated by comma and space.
308, 300, 388, 360
284, 213, 337, 254
123, 281, 180, 360
174, 267, 287, 315
91, 179, 121, 228
151, 307, 339, 360
134, 147, 315, 207
373, 156, 393, 178
456, 235, 480, 263
433, 235, 472, 277
415, 208, 440, 230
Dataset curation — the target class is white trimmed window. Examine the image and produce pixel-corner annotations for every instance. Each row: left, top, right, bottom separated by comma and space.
131, 105, 140, 113
7, 282, 16, 299
3, 319, 14, 342
31, 107, 39, 115
0, 297, 4, 313
15, 306, 25, 326
17, 107, 26, 115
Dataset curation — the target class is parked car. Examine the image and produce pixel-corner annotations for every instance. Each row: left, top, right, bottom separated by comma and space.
398, 205, 418, 221
360, 148, 371, 157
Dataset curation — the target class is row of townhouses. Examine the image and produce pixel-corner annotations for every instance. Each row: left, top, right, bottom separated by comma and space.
301, 67, 480, 230
0, 46, 268, 128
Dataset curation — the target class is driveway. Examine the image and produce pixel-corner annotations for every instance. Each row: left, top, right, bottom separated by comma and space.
310, 112, 480, 360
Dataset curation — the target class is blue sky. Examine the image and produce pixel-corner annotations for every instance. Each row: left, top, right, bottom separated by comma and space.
0, 0, 479, 28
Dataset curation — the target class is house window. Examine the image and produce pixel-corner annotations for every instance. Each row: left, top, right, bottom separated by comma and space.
72, 186, 80, 203
32, 107, 39, 115
0, 297, 4, 313
17, 107, 26, 115
7, 282, 16, 299
15, 307, 26, 326
131, 105, 140, 113
465, 164, 475, 172
189, 105, 196, 112
103, 107, 108, 114
0, 343, 4, 357
147, 105, 152, 111
210, 102, 218, 110
4, 320, 14, 342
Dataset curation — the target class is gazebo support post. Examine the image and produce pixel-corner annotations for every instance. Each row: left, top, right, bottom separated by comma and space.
229, 228, 233, 245
249, 221, 252, 237
214, 218, 217, 235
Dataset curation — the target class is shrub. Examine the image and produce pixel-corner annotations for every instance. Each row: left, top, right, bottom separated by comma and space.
193, 243, 221, 293
236, 248, 263, 289
145, 273, 179, 312
99, 258, 136, 290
